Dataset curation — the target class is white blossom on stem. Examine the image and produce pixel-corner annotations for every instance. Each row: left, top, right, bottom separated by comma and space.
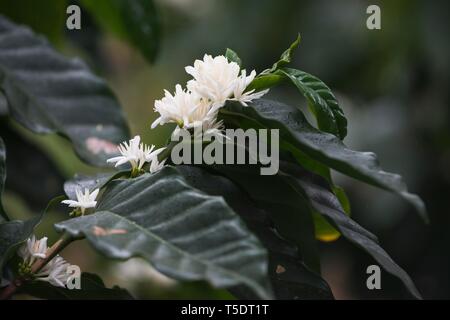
18, 235, 72, 288
231, 69, 269, 106
61, 187, 99, 215
152, 85, 219, 131
185, 54, 268, 107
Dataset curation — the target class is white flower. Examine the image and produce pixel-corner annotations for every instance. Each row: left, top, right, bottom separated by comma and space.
231, 69, 269, 106
18, 235, 72, 288
107, 136, 164, 175
152, 85, 219, 131
18, 235, 48, 266
61, 187, 99, 215
35, 255, 71, 288
149, 158, 166, 174
186, 54, 240, 107
185, 54, 268, 107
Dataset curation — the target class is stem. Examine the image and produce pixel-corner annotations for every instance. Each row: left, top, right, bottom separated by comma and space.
0, 232, 74, 300
30, 232, 73, 274
0, 279, 21, 300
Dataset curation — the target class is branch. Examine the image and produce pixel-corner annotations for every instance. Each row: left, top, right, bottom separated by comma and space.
0, 232, 75, 300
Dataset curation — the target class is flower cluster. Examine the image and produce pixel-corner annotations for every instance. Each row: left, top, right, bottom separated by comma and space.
18, 235, 73, 288
107, 135, 166, 176
152, 54, 268, 138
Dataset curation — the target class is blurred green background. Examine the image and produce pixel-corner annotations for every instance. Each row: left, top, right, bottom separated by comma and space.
1, 0, 449, 299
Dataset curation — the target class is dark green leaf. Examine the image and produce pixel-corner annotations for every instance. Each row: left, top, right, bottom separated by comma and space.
0, 215, 41, 271
267, 33, 301, 73
0, 136, 6, 220
0, 91, 7, 115
219, 99, 427, 222
176, 165, 333, 299
314, 186, 351, 242
279, 68, 348, 139
55, 167, 272, 299
278, 160, 421, 299
81, 0, 160, 63
247, 73, 285, 92
0, 16, 130, 166
206, 163, 320, 273
20, 272, 133, 300
0, 124, 65, 211
63, 171, 128, 200
225, 48, 242, 67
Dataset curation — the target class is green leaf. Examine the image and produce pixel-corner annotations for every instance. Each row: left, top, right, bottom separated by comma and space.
0, 215, 41, 271
0, 136, 6, 221
63, 171, 128, 200
0, 16, 130, 166
314, 186, 351, 242
225, 48, 242, 68
55, 167, 272, 299
246, 73, 285, 92
0, 124, 65, 210
267, 33, 301, 73
278, 161, 422, 299
206, 163, 320, 273
219, 99, 427, 222
20, 272, 133, 300
279, 68, 348, 139
81, 0, 160, 63
176, 165, 333, 299
0, 91, 8, 115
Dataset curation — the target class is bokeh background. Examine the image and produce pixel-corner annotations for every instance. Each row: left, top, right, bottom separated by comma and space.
0, 0, 449, 299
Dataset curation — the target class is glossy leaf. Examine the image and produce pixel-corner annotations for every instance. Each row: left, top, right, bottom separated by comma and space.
0, 16, 130, 166
247, 73, 285, 92
0, 137, 6, 220
278, 160, 422, 299
0, 124, 65, 210
225, 48, 242, 67
219, 99, 427, 222
0, 91, 7, 115
55, 167, 272, 299
81, 0, 160, 63
314, 186, 351, 242
63, 171, 128, 200
207, 163, 320, 273
0, 215, 41, 271
280, 68, 348, 139
176, 165, 333, 299
20, 272, 133, 300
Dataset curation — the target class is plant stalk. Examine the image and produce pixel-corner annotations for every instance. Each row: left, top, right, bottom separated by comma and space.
0, 232, 74, 300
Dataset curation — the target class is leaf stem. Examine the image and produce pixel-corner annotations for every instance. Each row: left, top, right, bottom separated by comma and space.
0, 232, 74, 300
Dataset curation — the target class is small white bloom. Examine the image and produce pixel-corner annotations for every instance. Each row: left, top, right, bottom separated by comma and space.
152, 85, 219, 131
35, 255, 71, 288
61, 187, 99, 215
107, 135, 157, 172
18, 235, 72, 288
149, 158, 166, 174
18, 235, 48, 266
231, 69, 269, 106
185, 54, 268, 107
146, 146, 166, 174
